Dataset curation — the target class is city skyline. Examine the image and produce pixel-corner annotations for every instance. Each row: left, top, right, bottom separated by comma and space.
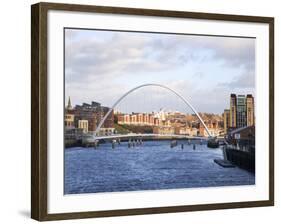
65, 91, 254, 139
65, 98, 224, 138
65, 29, 255, 114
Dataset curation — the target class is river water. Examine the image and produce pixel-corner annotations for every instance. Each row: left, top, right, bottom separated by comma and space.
64, 140, 255, 194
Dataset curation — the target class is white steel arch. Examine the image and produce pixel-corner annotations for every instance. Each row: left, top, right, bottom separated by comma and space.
93, 83, 212, 138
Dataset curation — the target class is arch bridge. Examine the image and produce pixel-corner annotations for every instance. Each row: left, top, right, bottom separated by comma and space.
92, 83, 214, 141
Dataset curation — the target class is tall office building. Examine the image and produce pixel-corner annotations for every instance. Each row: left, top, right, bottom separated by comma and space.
246, 94, 255, 126
230, 94, 237, 128
236, 95, 247, 128
225, 93, 255, 133
223, 109, 230, 133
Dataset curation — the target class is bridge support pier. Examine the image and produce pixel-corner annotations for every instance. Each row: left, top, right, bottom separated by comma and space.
128, 139, 131, 148
112, 140, 116, 149
170, 140, 178, 148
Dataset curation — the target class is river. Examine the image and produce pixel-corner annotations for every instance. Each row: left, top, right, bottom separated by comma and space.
64, 140, 255, 194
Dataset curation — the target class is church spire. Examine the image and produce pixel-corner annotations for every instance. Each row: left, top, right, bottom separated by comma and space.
67, 96, 72, 110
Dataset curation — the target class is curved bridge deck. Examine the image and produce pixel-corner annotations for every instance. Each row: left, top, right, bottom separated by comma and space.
84, 133, 212, 143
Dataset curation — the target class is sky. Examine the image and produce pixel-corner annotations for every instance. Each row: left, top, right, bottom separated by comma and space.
65, 28, 255, 114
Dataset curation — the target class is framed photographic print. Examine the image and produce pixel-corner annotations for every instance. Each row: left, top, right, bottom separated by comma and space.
31, 2, 274, 221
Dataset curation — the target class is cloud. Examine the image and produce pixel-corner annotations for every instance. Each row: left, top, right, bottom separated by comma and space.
65, 29, 255, 113
218, 71, 255, 89
65, 32, 178, 84
205, 37, 255, 70
192, 71, 205, 79
65, 30, 255, 83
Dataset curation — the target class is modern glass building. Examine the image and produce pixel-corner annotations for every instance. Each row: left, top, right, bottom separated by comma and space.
236, 95, 247, 128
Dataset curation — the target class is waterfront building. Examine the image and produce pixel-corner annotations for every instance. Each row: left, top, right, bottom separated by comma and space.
191, 128, 199, 136
72, 101, 114, 132
124, 114, 130, 124
155, 109, 166, 121
223, 109, 230, 133
118, 113, 163, 126
74, 106, 98, 132
178, 127, 192, 135
153, 126, 175, 135
98, 127, 115, 136
65, 113, 75, 128
116, 110, 223, 137
144, 113, 149, 125
199, 122, 220, 137
236, 95, 247, 128
154, 117, 160, 126
212, 120, 219, 129
246, 94, 255, 126
137, 113, 143, 124
117, 114, 125, 124
230, 94, 237, 128
101, 106, 114, 129
163, 119, 171, 127
130, 114, 137, 124
149, 114, 154, 125
78, 120, 88, 133
113, 110, 122, 115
